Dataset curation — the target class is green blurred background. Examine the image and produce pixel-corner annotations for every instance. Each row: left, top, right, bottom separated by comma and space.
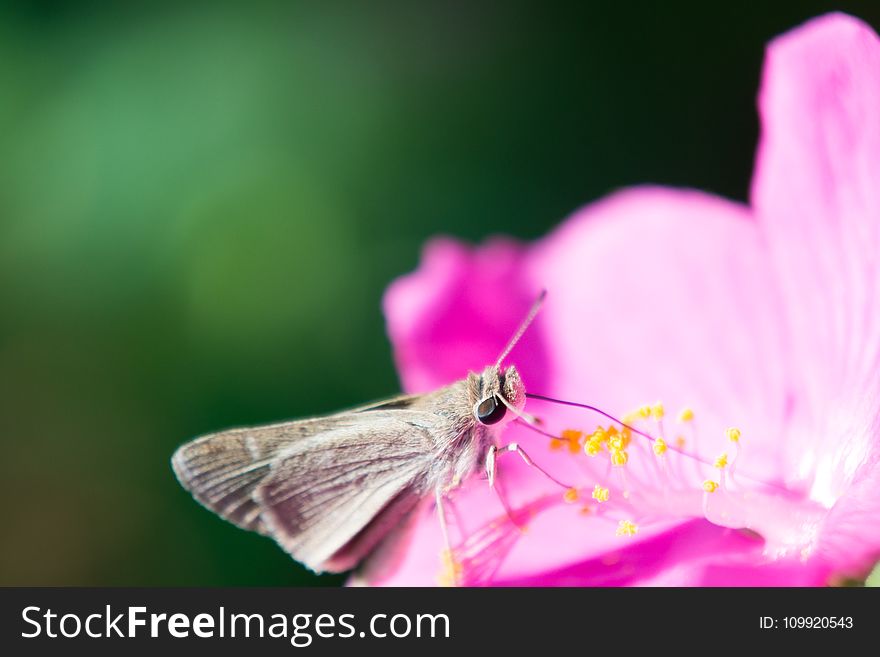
1, 1, 878, 586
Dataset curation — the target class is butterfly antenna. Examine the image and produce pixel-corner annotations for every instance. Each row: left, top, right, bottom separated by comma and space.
495, 289, 547, 368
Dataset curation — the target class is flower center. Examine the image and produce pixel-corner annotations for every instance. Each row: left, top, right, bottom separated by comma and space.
439, 400, 828, 585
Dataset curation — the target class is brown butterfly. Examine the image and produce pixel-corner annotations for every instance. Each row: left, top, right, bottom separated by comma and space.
172, 292, 568, 582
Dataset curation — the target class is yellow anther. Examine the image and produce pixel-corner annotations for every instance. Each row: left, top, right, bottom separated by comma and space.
674, 436, 686, 449
610, 449, 628, 467
702, 480, 720, 493
638, 405, 652, 419
653, 438, 667, 456
678, 407, 694, 422
549, 438, 563, 451
652, 402, 665, 419
726, 427, 741, 443
591, 427, 608, 442
584, 438, 603, 456
616, 520, 638, 537
609, 435, 625, 451
561, 429, 583, 454
563, 487, 579, 503
437, 549, 463, 587
606, 425, 619, 438
592, 485, 610, 503
714, 452, 729, 469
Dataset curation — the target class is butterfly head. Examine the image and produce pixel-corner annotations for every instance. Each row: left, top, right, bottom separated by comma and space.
472, 365, 525, 427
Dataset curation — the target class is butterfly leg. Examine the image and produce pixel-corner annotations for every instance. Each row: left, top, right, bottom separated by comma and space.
487, 442, 571, 494
485, 445, 521, 527
485, 442, 574, 531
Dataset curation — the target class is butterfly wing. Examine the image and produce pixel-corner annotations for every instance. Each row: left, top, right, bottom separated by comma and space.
172, 405, 441, 572
170, 395, 422, 535
172, 419, 320, 534
254, 411, 435, 571
346, 497, 426, 585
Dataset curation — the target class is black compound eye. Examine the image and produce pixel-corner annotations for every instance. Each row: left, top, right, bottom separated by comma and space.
475, 396, 507, 425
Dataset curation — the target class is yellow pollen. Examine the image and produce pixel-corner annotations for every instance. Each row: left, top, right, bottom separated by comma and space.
563, 487, 579, 503
702, 480, 719, 493
561, 429, 583, 454
609, 435, 625, 451
652, 402, 665, 419
714, 452, 729, 469
678, 407, 694, 422
726, 427, 741, 443
584, 438, 603, 456
437, 549, 463, 587
638, 405, 652, 419
549, 438, 563, 451
616, 520, 638, 537
592, 427, 608, 442
674, 436, 686, 449
610, 449, 628, 467
592, 485, 610, 503
653, 438, 667, 456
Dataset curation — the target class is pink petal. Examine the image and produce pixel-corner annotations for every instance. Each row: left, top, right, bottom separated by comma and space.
381, 187, 795, 585
751, 13, 880, 571
525, 188, 790, 485
815, 450, 880, 578
383, 237, 551, 394
493, 520, 831, 587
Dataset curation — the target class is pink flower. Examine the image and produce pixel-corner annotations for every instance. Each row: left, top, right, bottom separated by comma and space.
376, 13, 880, 586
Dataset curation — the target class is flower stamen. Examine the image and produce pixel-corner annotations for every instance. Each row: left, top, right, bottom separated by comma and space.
561, 429, 583, 454
616, 520, 638, 537
611, 449, 628, 467
520, 394, 814, 550
592, 485, 610, 503
437, 549, 463, 587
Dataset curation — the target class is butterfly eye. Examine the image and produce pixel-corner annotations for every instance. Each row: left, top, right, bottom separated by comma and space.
475, 396, 507, 425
